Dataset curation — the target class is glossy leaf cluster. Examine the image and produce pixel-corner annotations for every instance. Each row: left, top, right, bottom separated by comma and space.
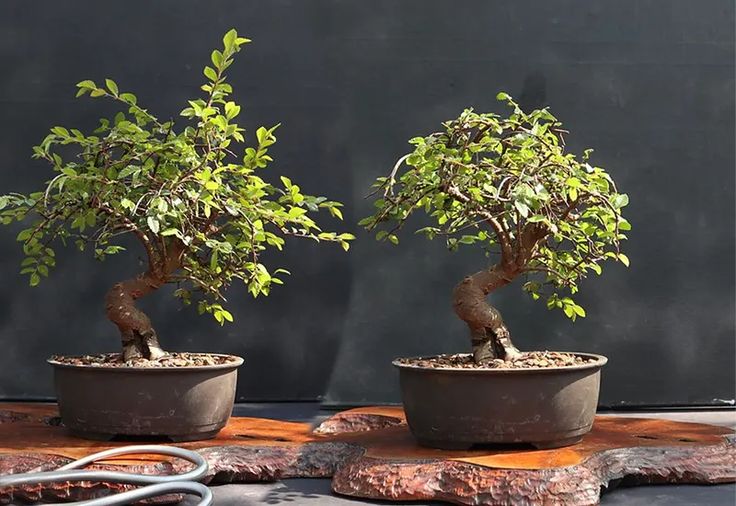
0, 29, 352, 324
361, 94, 629, 320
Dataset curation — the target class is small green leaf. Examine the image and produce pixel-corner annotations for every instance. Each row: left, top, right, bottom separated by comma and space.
105, 79, 119, 95
612, 194, 629, 209
119, 92, 137, 105
147, 216, 160, 234
51, 126, 69, 137
16, 229, 32, 242
223, 29, 238, 50
224, 102, 241, 119
76, 80, 96, 89
617, 253, 630, 267
203, 66, 218, 81
565, 177, 581, 188
514, 201, 530, 218
256, 126, 268, 144
211, 50, 224, 68
118, 166, 139, 179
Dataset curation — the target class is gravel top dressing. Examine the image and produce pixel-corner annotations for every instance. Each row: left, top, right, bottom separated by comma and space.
50, 352, 240, 368
397, 351, 597, 370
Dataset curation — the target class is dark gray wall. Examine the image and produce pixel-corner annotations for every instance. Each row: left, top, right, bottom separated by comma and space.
0, 0, 733, 406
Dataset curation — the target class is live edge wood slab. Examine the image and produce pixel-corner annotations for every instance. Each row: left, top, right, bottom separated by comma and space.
0, 404, 733, 505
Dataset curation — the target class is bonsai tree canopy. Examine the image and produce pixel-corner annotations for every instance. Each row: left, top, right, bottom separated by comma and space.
0, 29, 353, 362
362, 94, 629, 364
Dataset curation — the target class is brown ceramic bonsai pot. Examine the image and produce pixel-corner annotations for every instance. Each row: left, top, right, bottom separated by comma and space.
394, 352, 607, 450
48, 354, 243, 442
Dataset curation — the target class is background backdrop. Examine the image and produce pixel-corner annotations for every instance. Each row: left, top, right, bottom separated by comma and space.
0, 0, 733, 407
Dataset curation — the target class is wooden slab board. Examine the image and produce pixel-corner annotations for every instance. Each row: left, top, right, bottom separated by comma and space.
0, 403, 733, 505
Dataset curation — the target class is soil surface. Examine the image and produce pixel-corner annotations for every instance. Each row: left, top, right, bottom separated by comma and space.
397, 351, 597, 370
49, 352, 240, 368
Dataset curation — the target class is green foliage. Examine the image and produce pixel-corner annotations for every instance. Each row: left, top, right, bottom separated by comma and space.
361, 93, 629, 320
1, 29, 353, 324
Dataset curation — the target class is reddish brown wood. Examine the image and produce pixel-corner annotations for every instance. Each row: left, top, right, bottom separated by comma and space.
314, 406, 405, 434
0, 403, 732, 505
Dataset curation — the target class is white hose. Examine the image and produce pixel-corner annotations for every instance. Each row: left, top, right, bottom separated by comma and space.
0, 445, 212, 505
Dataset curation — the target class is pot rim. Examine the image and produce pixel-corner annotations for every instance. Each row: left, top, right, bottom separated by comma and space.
47, 353, 244, 372
392, 352, 607, 374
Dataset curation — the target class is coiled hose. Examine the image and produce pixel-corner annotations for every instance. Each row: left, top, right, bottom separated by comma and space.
0, 445, 212, 505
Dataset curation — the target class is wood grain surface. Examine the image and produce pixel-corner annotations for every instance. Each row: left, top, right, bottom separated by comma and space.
0, 403, 732, 505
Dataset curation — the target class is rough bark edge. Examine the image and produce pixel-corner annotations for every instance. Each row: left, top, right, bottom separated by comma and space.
313, 413, 405, 434
1, 437, 733, 505
0, 412, 733, 506
331, 435, 736, 506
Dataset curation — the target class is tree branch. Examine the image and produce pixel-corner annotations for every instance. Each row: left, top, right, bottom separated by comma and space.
445, 185, 515, 266
96, 203, 159, 272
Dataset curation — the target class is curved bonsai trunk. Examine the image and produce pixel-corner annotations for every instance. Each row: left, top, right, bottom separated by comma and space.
452, 265, 522, 363
105, 272, 166, 361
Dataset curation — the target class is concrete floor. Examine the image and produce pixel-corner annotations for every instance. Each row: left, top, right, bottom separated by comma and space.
179, 404, 736, 506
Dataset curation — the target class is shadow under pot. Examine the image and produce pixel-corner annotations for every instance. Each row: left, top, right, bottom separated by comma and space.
393, 352, 607, 450
48, 354, 243, 442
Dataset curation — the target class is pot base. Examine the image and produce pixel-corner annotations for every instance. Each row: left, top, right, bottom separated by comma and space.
416, 435, 584, 451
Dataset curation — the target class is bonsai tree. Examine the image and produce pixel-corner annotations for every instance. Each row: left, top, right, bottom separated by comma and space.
361, 94, 629, 364
0, 29, 353, 362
